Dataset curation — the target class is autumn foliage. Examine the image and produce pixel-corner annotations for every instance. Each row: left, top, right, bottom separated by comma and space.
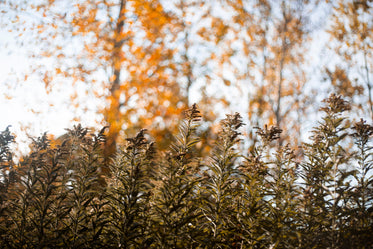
1, 96, 373, 248
3, 0, 371, 155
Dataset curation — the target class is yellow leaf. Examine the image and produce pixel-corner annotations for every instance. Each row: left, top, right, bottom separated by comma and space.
223, 78, 231, 86
109, 74, 116, 82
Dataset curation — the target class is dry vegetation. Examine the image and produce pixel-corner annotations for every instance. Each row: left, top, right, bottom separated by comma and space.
0, 95, 372, 248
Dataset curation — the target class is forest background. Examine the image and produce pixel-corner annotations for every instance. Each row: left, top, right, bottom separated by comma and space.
0, 0, 372, 155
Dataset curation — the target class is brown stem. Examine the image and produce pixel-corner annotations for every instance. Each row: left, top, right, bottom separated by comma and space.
363, 49, 373, 120
104, 0, 127, 163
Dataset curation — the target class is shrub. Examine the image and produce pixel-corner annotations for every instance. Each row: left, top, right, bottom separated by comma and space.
0, 95, 372, 248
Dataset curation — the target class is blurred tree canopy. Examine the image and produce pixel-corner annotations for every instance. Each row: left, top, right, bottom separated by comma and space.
0, 0, 372, 153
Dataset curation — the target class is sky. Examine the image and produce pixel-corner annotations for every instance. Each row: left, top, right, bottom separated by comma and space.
0, 28, 99, 154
